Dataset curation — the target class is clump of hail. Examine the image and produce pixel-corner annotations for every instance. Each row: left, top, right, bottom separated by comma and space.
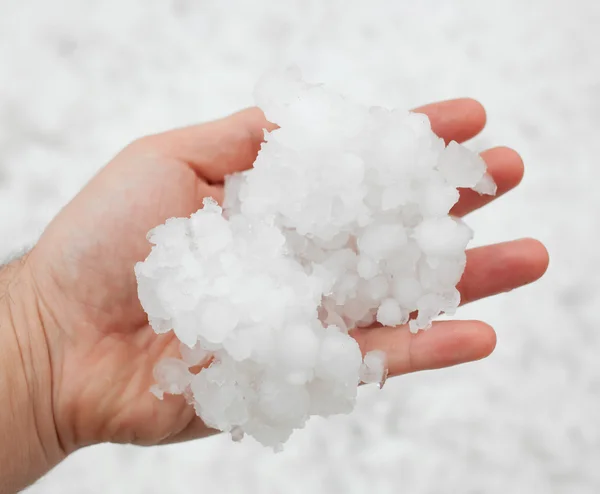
135, 67, 495, 449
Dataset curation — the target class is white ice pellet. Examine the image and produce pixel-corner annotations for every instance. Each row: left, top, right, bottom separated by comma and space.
135, 67, 495, 449
359, 350, 388, 387
179, 341, 212, 367
357, 256, 378, 279
474, 172, 498, 195
392, 277, 423, 308
199, 300, 239, 344
358, 223, 408, 261
377, 298, 408, 327
150, 358, 193, 399
438, 140, 487, 189
413, 217, 473, 258
276, 323, 320, 383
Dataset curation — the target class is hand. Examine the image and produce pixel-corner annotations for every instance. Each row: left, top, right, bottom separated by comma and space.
4, 100, 548, 482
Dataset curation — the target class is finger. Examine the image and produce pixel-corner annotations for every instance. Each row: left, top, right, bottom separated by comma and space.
451, 147, 525, 217
148, 107, 276, 184
164, 324, 495, 435
458, 238, 549, 306
149, 99, 485, 184
165, 323, 495, 441
352, 320, 496, 377
412, 98, 487, 144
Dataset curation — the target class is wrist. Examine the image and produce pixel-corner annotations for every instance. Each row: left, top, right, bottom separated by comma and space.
0, 257, 64, 493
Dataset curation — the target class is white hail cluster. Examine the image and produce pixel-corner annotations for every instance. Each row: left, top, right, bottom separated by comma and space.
135, 67, 495, 449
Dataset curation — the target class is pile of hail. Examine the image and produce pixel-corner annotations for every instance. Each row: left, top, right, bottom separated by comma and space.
135, 67, 495, 449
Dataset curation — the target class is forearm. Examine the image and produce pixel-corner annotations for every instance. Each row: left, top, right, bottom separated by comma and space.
0, 259, 63, 493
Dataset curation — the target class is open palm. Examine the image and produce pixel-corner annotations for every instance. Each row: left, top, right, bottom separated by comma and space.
25, 101, 548, 454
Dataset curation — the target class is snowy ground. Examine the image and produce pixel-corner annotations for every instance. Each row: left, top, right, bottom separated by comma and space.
1, 0, 598, 492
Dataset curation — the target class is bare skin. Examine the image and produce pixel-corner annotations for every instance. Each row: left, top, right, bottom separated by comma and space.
0, 100, 549, 493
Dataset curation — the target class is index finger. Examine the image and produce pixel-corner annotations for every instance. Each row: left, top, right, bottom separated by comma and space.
412, 98, 487, 145
148, 99, 487, 184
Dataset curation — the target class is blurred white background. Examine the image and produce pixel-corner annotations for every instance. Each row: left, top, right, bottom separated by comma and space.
1, 0, 598, 492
